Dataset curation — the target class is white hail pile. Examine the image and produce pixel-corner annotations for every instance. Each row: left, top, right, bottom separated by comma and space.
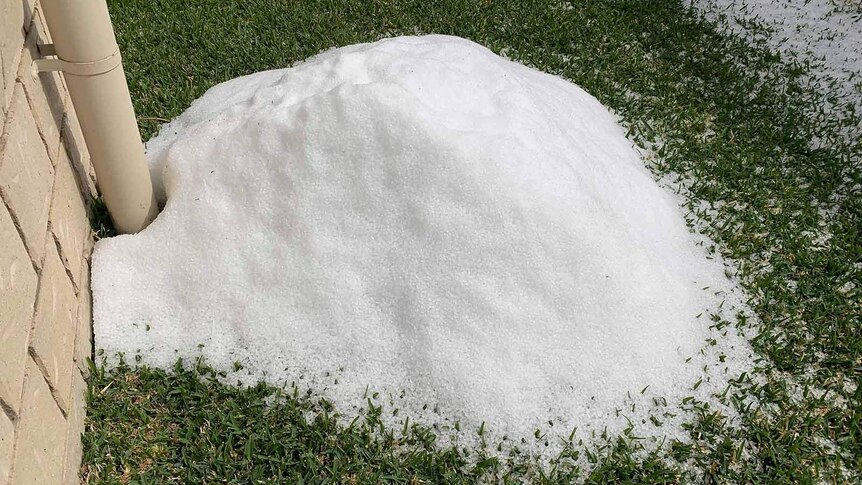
93, 35, 752, 453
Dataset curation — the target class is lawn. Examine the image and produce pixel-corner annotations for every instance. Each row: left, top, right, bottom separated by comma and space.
82, 0, 861, 483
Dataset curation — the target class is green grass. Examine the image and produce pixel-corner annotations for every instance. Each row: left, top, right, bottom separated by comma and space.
83, 0, 861, 482
89, 196, 117, 240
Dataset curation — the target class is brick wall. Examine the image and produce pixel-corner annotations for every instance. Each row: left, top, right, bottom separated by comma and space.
1, 0, 97, 483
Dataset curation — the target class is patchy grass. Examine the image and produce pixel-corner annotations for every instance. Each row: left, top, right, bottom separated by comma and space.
83, 0, 861, 482
89, 197, 117, 240
83, 358, 684, 483
83, 359, 495, 484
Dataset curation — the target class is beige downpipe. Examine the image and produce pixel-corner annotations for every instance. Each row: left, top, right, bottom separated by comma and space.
35, 0, 157, 234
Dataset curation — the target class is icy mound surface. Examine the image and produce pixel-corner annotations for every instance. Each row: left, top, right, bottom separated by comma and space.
94, 35, 752, 452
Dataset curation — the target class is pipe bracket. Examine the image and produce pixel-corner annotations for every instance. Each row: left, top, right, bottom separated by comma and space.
37, 43, 57, 56
32, 48, 122, 77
